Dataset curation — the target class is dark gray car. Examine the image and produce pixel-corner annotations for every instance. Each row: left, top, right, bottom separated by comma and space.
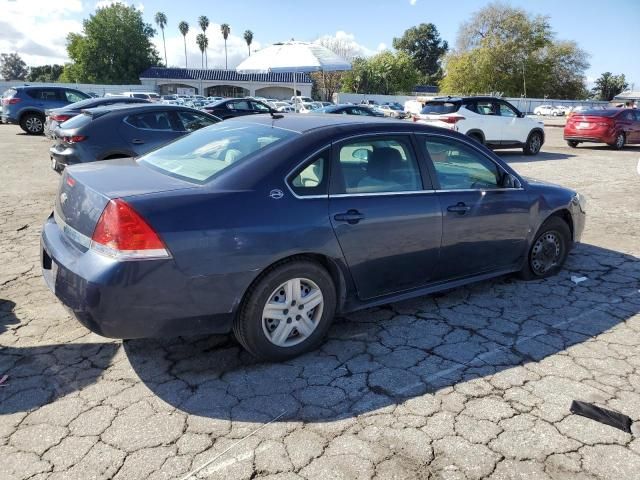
49, 104, 220, 172
44, 96, 151, 138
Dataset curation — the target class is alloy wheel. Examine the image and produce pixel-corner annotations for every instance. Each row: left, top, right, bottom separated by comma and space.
262, 277, 324, 347
531, 231, 562, 275
25, 116, 43, 133
529, 134, 542, 154
615, 134, 624, 149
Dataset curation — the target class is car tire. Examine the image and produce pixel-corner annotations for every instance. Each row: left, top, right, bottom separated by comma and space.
609, 132, 625, 150
20, 113, 45, 135
523, 131, 543, 155
518, 216, 571, 280
233, 259, 337, 361
567, 140, 579, 148
468, 132, 484, 145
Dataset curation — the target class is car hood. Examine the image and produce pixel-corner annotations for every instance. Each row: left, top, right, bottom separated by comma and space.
523, 176, 575, 193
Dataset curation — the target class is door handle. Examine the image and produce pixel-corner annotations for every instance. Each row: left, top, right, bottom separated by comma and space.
131, 139, 145, 144
334, 209, 365, 224
447, 202, 471, 214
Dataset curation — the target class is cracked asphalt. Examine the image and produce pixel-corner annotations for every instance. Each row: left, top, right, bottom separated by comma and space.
1, 124, 639, 480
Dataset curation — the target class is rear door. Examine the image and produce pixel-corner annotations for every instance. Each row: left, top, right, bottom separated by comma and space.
119, 110, 184, 153
27, 88, 66, 110
226, 99, 255, 117
420, 134, 531, 280
328, 134, 442, 300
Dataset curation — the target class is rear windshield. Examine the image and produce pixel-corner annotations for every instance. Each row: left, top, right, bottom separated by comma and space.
59, 113, 93, 130
139, 122, 297, 183
421, 101, 461, 115
132, 93, 149, 99
575, 110, 618, 117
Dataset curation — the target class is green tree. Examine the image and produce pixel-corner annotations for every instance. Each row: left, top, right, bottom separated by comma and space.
243, 30, 253, 56
220, 23, 231, 69
62, 4, 160, 84
26, 64, 64, 82
0, 53, 28, 80
198, 16, 209, 68
196, 33, 208, 69
178, 21, 189, 68
341, 52, 420, 95
392, 23, 448, 84
591, 72, 628, 101
154, 12, 168, 67
441, 2, 589, 98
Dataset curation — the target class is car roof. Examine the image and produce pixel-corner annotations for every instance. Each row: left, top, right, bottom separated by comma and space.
83, 103, 192, 114
224, 113, 435, 134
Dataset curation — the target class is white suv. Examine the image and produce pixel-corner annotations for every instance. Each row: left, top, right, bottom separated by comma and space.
415, 96, 545, 155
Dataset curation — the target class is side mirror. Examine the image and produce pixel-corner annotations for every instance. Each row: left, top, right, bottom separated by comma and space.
501, 173, 522, 188
518, 112, 526, 118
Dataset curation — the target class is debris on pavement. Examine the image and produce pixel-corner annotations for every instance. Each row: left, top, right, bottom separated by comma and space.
16, 225, 28, 232
570, 400, 633, 434
0, 374, 8, 386
571, 275, 588, 284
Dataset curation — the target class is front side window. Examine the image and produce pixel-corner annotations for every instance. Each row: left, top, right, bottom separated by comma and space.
139, 122, 296, 183
65, 90, 88, 103
289, 149, 329, 196
475, 101, 497, 116
498, 102, 518, 117
425, 137, 503, 190
251, 101, 270, 112
228, 100, 251, 111
336, 137, 422, 194
176, 111, 218, 132
28, 89, 59, 101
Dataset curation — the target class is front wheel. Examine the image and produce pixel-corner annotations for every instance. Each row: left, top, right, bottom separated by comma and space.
523, 131, 542, 155
233, 260, 336, 361
519, 217, 571, 280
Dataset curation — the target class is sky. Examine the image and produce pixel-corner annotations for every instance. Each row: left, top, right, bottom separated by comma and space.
1, 0, 638, 88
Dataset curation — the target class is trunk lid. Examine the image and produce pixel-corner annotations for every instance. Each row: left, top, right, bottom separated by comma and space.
55, 159, 198, 239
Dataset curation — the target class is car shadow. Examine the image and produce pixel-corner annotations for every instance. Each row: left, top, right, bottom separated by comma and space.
0, 299, 120, 415
124, 243, 639, 423
497, 151, 576, 162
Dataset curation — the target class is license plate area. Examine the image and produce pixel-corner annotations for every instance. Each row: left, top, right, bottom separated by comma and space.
576, 122, 590, 129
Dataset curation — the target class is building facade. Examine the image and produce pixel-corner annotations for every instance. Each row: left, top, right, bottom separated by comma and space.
139, 67, 312, 99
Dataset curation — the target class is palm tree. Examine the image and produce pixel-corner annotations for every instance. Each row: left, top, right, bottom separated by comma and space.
154, 12, 168, 67
220, 23, 231, 69
178, 21, 189, 68
198, 16, 209, 69
243, 30, 253, 56
196, 33, 208, 69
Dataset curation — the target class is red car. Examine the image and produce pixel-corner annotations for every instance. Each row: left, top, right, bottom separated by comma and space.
564, 108, 640, 149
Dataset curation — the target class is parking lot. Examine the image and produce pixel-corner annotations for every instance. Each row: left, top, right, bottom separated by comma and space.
1, 123, 640, 479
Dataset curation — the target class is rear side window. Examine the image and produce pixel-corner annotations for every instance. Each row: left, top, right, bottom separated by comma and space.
228, 100, 251, 111
421, 102, 460, 115
336, 137, 423, 194
26, 89, 60, 101
475, 101, 497, 115
289, 149, 330, 197
124, 111, 174, 130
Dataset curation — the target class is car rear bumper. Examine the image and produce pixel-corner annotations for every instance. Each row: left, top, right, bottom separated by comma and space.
564, 134, 616, 144
41, 214, 244, 339
50, 145, 82, 169
1, 115, 17, 124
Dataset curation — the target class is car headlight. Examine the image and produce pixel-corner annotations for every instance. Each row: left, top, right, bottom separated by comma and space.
573, 192, 587, 213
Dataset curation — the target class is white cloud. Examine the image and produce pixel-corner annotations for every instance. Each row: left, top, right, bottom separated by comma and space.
155, 24, 261, 70
0, 0, 83, 66
377, 43, 387, 51
94, 0, 143, 11
314, 31, 378, 58
410, 0, 417, 5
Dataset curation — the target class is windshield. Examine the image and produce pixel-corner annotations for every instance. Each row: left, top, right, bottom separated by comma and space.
421, 101, 460, 115
139, 122, 297, 183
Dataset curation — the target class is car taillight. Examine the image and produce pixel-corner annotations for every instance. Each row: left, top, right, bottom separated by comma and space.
62, 135, 87, 144
596, 120, 612, 127
441, 116, 465, 124
91, 199, 169, 260
2, 97, 20, 105
51, 114, 71, 122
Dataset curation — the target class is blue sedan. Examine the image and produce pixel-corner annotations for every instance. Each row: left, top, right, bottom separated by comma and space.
41, 114, 586, 360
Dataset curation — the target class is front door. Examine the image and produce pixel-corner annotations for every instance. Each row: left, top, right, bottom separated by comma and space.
328, 134, 442, 300
421, 134, 531, 280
